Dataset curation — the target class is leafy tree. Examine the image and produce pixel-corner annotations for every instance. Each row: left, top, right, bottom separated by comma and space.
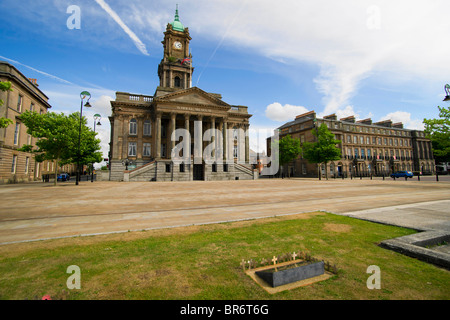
0, 81, 13, 128
19, 111, 102, 185
278, 134, 302, 177
423, 106, 450, 163
302, 123, 341, 180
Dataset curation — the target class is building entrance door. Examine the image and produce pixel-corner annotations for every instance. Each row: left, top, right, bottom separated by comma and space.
193, 164, 204, 181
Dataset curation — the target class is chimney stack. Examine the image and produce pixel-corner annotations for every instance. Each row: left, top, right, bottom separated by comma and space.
28, 78, 39, 87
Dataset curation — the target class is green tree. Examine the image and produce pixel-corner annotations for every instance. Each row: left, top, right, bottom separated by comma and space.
278, 134, 302, 177
19, 111, 102, 185
0, 81, 13, 128
302, 123, 342, 180
423, 106, 450, 163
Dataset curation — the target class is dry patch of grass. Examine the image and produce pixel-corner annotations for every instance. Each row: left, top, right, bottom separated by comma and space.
323, 223, 352, 233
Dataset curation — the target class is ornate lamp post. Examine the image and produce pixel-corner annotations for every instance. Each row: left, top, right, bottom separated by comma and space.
443, 84, 450, 102
435, 84, 450, 181
76, 91, 92, 185
91, 114, 101, 183
94, 114, 102, 131
122, 159, 133, 171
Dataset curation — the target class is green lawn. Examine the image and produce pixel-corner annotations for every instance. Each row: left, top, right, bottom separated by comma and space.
0, 212, 448, 300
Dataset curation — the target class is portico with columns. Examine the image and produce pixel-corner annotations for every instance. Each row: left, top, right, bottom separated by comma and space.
108, 7, 254, 181
109, 88, 253, 181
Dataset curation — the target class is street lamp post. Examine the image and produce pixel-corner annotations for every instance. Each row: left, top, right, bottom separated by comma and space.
435, 84, 450, 181
91, 114, 102, 183
122, 159, 133, 171
443, 84, 450, 102
76, 91, 92, 186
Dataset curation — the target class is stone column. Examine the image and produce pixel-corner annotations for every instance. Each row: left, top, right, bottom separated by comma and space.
217, 120, 223, 162
113, 115, 122, 160
428, 141, 433, 159
122, 117, 129, 159
245, 123, 250, 163
238, 123, 245, 163
194, 115, 203, 164
223, 120, 228, 163
156, 112, 162, 159
137, 117, 143, 159
170, 113, 176, 158
210, 117, 216, 159
184, 114, 190, 160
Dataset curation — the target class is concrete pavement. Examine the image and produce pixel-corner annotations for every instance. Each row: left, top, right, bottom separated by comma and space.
337, 199, 450, 232
337, 199, 450, 269
0, 178, 448, 247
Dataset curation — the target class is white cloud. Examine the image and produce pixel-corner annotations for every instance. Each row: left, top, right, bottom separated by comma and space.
265, 102, 309, 122
380, 111, 424, 130
248, 125, 276, 153
94, 0, 149, 56
178, 0, 450, 115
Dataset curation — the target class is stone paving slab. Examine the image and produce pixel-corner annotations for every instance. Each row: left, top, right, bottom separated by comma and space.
336, 200, 450, 232
337, 200, 450, 269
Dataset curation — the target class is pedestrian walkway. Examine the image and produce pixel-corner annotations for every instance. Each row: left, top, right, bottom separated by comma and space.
0, 179, 449, 247
337, 200, 450, 232
337, 200, 450, 269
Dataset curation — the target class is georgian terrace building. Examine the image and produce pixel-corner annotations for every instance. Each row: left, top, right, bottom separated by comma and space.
0, 61, 75, 183
273, 111, 434, 178
108, 8, 255, 182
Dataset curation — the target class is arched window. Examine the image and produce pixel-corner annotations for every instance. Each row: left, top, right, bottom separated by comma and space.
129, 118, 137, 135
174, 76, 181, 88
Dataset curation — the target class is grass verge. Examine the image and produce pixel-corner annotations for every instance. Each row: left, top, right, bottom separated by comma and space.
0, 212, 448, 300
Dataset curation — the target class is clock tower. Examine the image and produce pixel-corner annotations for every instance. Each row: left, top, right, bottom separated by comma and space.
158, 6, 193, 90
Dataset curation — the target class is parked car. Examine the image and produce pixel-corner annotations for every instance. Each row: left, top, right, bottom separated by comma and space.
390, 171, 413, 179
57, 173, 70, 181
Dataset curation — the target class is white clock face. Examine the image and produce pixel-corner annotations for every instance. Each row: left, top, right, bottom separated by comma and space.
173, 41, 182, 50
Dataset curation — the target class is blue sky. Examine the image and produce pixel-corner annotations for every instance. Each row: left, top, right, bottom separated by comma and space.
1, 0, 449, 160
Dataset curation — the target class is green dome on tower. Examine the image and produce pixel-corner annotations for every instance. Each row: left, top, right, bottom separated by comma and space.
170, 5, 185, 32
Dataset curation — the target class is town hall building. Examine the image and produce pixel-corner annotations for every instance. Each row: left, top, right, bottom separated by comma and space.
108, 8, 255, 182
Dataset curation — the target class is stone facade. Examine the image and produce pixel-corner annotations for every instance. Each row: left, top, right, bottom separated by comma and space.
271, 111, 435, 178
108, 9, 254, 182
0, 61, 61, 183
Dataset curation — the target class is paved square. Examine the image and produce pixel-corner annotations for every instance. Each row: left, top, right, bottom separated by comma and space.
0, 178, 449, 244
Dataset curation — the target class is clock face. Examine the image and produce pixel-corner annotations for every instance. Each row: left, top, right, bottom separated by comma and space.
173, 41, 182, 50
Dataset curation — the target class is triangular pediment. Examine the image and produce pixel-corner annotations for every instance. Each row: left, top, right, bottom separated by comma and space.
154, 87, 230, 108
